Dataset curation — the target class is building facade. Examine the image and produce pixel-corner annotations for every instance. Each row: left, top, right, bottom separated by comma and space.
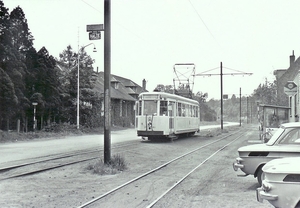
274, 51, 300, 122
94, 72, 147, 127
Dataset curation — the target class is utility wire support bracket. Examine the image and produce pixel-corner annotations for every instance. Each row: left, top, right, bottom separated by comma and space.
194, 62, 253, 130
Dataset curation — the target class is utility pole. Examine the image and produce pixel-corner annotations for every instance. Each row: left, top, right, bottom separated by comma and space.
104, 0, 111, 164
247, 96, 249, 124
195, 63, 252, 130
240, 88, 242, 126
220, 62, 223, 130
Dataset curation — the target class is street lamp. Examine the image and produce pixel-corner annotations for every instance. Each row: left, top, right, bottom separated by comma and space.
32, 102, 38, 131
77, 43, 97, 129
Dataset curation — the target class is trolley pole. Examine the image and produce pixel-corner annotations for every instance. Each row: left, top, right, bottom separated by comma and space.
104, 0, 111, 164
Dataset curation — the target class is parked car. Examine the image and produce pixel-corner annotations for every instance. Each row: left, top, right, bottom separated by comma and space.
233, 122, 300, 185
256, 157, 300, 208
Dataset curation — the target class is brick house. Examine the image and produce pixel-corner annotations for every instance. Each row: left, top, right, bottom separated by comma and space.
273, 51, 300, 121
94, 72, 147, 127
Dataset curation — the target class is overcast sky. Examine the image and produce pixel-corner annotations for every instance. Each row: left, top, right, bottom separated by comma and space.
4, 0, 300, 99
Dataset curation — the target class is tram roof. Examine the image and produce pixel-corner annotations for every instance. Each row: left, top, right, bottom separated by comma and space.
139, 92, 199, 104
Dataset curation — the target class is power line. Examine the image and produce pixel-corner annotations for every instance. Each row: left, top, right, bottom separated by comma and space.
81, 0, 102, 14
188, 0, 220, 47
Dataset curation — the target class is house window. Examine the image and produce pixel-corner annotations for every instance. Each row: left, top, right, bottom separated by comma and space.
112, 82, 119, 89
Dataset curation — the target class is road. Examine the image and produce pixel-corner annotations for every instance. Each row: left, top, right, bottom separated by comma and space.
0, 122, 239, 165
0, 123, 274, 208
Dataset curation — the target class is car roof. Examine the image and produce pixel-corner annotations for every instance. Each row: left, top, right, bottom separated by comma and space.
281, 122, 300, 128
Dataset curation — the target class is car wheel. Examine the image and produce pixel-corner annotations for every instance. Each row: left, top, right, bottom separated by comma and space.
257, 167, 264, 186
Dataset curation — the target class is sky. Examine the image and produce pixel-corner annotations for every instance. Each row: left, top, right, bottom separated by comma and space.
3, 0, 300, 99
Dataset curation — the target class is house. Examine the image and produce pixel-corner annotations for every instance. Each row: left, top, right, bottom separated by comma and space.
273, 51, 300, 122
93, 72, 147, 127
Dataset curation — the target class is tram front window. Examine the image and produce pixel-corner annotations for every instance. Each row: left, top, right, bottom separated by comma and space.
144, 100, 157, 115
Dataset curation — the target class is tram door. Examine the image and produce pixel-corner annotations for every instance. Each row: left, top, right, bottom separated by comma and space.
168, 101, 175, 134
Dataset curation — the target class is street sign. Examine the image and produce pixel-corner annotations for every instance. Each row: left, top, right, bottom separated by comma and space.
223, 94, 228, 99
89, 31, 101, 40
284, 81, 297, 96
86, 24, 104, 32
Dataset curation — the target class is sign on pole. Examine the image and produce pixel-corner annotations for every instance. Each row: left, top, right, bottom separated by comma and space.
284, 81, 297, 96
89, 31, 101, 40
86, 24, 104, 40
86, 24, 104, 32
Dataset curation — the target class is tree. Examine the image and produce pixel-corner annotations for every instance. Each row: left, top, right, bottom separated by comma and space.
57, 46, 99, 127
26, 47, 63, 129
194, 92, 217, 121
0, 4, 34, 130
252, 78, 277, 105
0, 68, 18, 130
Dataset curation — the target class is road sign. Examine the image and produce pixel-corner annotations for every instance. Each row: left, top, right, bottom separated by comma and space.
86, 24, 104, 32
284, 81, 297, 96
89, 31, 101, 40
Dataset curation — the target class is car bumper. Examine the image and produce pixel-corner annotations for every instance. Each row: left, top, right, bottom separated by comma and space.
256, 188, 278, 202
233, 157, 244, 171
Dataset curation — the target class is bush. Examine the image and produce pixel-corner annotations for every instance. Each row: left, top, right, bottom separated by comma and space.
86, 154, 127, 175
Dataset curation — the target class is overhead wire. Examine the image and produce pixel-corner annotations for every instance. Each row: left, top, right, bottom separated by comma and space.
188, 0, 221, 49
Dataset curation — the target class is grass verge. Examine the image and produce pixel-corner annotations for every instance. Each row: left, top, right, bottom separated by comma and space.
86, 154, 127, 175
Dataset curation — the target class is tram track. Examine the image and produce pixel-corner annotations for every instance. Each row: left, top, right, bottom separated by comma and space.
77, 130, 244, 208
0, 141, 138, 181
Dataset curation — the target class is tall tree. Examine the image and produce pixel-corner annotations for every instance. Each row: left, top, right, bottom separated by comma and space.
0, 3, 34, 130
57, 46, 98, 127
0, 68, 18, 130
252, 79, 277, 105
27, 47, 62, 128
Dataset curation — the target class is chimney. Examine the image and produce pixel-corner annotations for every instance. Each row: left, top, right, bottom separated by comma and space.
142, 79, 146, 91
290, 50, 295, 67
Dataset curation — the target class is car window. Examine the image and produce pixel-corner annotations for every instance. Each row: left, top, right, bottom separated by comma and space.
278, 128, 300, 144
266, 127, 285, 145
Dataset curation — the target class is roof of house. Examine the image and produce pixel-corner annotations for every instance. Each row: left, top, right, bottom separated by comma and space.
93, 72, 147, 101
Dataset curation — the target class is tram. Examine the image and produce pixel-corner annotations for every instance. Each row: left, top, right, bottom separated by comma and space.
135, 92, 200, 140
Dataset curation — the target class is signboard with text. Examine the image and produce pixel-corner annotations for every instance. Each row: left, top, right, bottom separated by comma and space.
87, 24, 104, 40
86, 24, 104, 32
89, 31, 101, 40
284, 81, 297, 96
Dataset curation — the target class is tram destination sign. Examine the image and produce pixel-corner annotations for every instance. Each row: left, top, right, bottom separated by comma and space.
284, 81, 297, 96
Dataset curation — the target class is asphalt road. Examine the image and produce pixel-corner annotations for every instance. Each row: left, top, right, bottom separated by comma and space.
0, 123, 275, 208
0, 122, 240, 165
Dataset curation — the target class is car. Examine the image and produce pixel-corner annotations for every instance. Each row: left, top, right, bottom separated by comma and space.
233, 122, 300, 185
256, 157, 300, 208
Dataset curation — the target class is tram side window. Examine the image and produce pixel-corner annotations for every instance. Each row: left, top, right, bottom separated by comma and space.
138, 101, 142, 115
160, 101, 168, 116
144, 100, 157, 115
178, 103, 182, 116
169, 101, 175, 116
193, 106, 197, 117
185, 105, 189, 117
182, 104, 186, 117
